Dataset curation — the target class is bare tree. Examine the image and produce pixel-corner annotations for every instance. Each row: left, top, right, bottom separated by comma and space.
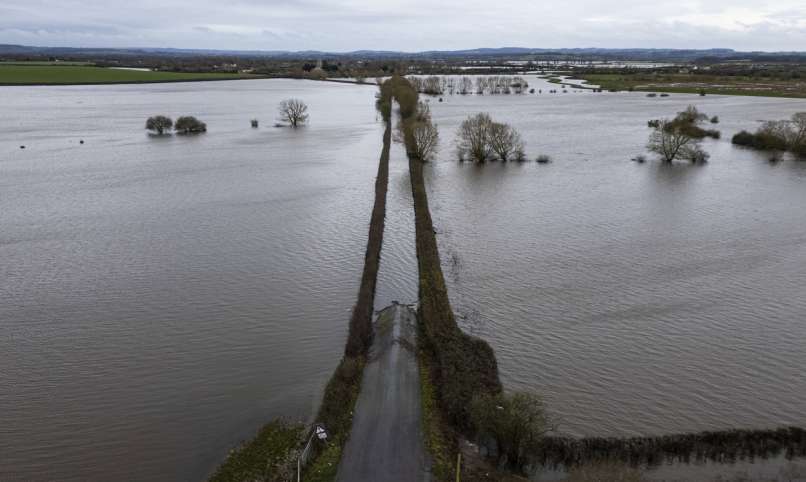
411, 120, 439, 161
787, 112, 806, 149
459, 76, 473, 95
278, 99, 309, 128
145, 115, 173, 135
422, 76, 443, 95
456, 113, 494, 162
648, 119, 705, 163
489, 122, 525, 161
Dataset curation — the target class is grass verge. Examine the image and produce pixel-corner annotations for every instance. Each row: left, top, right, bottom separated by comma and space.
577, 73, 806, 98
209, 420, 305, 482
0, 65, 257, 85
417, 329, 456, 481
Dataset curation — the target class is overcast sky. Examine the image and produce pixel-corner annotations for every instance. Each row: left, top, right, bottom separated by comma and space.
2, 0, 805, 52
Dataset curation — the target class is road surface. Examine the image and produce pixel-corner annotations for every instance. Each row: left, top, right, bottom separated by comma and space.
335, 303, 431, 481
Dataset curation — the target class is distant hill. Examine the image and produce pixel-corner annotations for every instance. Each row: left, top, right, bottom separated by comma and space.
1, 44, 805, 62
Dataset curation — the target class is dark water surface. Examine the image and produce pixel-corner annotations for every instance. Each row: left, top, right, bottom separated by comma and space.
3, 77, 806, 481
1, 79, 384, 481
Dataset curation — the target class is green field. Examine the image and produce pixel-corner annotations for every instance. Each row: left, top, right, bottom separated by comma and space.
578, 73, 806, 98
0, 65, 257, 85
0, 60, 93, 66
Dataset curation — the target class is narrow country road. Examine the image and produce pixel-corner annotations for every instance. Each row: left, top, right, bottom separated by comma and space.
335, 303, 431, 482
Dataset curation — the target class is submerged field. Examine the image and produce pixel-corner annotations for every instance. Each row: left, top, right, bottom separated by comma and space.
0, 64, 255, 84
2, 77, 806, 481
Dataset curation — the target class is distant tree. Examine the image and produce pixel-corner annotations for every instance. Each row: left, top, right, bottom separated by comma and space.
469, 391, 551, 472
278, 99, 309, 127
354, 75, 366, 84
174, 116, 207, 134
146, 115, 173, 135
456, 113, 494, 162
676, 105, 708, 125
648, 119, 706, 163
787, 112, 806, 150
488, 122, 524, 161
459, 76, 473, 95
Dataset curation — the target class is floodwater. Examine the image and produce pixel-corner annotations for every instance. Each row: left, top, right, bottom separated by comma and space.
424, 77, 806, 439
0, 79, 385, 481
2, 76, 806, 481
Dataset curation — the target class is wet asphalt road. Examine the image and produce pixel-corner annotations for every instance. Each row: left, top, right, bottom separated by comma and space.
335, 303, 431, 481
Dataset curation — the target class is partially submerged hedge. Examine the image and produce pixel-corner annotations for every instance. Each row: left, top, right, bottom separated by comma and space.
302, 100, 394, 481
344, 120, 392, 357
388, 75, 503, 433
537, 427, 806, 469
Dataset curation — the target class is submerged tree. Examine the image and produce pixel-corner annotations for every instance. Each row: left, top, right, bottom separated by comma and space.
278, 99, 309, 127
731, 112, 806, 157
489, 122, 525, 161
145, 115, 173, 135
174, 116, 207, 134
456, 113, 527, 162
648, 119, 707, 163
411, 102, 439, 161
456, 113, 494, 162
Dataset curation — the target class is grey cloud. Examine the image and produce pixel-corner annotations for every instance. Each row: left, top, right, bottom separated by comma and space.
0, 0, 804, 51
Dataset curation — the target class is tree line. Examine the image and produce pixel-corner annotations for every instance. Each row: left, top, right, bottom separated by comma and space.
732, 113, 806, 158
408, 75, 530, 96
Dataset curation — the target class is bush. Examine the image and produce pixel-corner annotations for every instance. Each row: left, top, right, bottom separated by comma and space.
686, 148, 710, 164
174, 116, 207, 134
732, 130, 756, 147
731, 124, 789, 151
536, 155, 552, 164
469, 392, 550, 472
145, 115, 173, 135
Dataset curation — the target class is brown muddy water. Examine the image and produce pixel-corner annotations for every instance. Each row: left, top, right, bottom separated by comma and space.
1, 77, 805, 481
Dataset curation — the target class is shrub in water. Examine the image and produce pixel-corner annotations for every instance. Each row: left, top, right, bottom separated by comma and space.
175, 116, 207, 134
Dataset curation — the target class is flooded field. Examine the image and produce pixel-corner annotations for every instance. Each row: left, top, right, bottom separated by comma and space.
424, 76, 806, 437
0, 79, 384, 481
2, 77, 805, 480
